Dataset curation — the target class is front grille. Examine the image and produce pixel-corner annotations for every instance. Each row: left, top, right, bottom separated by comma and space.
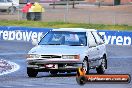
41, 55, 61, 58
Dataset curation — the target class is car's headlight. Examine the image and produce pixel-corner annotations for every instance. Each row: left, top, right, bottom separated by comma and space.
27, 54, 40, 58
62, 55, 80, 59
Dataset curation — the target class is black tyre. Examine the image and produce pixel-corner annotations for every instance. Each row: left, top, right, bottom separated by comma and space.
7, 6, 16, 14
50, 71, 58, 75
76, 76, 87, 85
26, 13, 35, 21
67, 71, 71, 74
96, 56, 107, 74
26, 13, 32, 20
27, 68, 38, 77
83, 59, 89, 74
34, 12, 42, 21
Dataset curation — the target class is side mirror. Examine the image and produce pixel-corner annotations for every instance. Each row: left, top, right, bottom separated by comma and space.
89, 43, 97, 48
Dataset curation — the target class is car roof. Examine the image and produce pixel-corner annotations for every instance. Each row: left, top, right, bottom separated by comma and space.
52, 28, 96, 32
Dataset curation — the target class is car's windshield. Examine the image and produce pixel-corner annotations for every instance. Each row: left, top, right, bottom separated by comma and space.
39, 31, 87, 46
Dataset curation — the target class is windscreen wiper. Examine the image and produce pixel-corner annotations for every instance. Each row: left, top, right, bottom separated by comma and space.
48, 44, 61, 45
69, 44, 83, 46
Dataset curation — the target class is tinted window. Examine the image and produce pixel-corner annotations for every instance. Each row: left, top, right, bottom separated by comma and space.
7, 0, 12, 2
0, 0, 5, 2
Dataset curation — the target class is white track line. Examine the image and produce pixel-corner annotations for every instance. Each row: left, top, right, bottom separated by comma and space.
0, 60, 20, 76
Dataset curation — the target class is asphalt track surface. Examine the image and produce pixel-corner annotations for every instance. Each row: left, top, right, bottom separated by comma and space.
0, 40, 132, 88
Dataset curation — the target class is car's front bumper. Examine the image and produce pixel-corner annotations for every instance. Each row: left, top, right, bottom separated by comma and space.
27, 59, 82, 71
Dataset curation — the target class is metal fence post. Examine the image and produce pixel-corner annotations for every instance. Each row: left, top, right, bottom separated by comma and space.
88, 13, 91, 24
64, 0, 69, 22
113, 13, 116, 25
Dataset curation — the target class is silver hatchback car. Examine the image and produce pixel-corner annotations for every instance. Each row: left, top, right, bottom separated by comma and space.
27, 28, 107, 77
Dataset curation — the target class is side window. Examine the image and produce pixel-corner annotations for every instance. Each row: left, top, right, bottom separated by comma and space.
7, 0, 12, 2
0, 0, 5, 2
88, 32, 97, 47
92, 32, 104, 45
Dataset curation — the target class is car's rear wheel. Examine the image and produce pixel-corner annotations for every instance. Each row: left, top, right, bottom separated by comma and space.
96, 56, 107, 74
27, 68, 38, 77
83, 59, 89, 74
7, 6, 16, 14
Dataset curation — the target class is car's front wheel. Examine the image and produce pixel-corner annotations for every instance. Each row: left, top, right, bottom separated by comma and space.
96, 56, 107, 74
27, 68, 38, 77
83, 59, 89, 74
76, 76, 87, 85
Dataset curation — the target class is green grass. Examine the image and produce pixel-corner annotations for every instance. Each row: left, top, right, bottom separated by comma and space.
0, 20, 132, 31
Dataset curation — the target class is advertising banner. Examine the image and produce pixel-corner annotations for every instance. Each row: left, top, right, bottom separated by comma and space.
0, 26, 51, 42
98, 30, 132, 45
0, 26, 132, 45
